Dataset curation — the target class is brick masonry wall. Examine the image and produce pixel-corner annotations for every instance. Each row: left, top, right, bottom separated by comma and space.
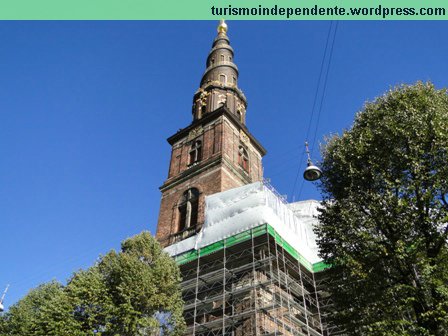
221, 116, 263, 183
167, 121, 223, 179
156, 114, 264, 246
156, 164, 248, 245
156, 165, 221, 244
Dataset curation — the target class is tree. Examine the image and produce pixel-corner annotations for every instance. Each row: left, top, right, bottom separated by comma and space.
0, 232, 185, 336
316, 82, 448, 335
0, 281, 81, 336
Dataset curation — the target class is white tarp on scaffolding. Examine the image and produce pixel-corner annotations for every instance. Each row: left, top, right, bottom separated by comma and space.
164, 181, 322, 264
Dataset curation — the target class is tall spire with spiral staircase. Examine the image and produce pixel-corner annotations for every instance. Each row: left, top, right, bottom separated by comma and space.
192, 20, 248, 124
156, 21, 265, 246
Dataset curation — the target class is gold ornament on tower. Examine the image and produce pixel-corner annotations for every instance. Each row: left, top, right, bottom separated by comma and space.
217, 20, 228, 34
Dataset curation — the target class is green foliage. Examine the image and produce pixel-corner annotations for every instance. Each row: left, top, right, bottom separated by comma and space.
316, 82, 448, 335
0, 232, 185, 336
0, 281, 80, 336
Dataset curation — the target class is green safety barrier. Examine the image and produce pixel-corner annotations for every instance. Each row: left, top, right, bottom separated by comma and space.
173, 223, 329, 273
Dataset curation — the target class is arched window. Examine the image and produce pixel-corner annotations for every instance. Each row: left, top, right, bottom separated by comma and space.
219, 74, 226, 84
178, 188, 199, 231
238, 146, 249, 172
237, 110, 243, 123
189, 140, 202, 165
220, 54, 225, 62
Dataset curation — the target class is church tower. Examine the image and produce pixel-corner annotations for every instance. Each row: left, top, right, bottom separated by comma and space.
156, 21, 267, 247
155, 22, 337, 336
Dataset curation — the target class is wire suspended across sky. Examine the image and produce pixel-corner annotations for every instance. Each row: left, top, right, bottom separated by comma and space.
290, 21, 339, 201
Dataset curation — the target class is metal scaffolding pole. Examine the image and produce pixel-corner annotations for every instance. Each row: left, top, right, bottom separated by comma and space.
178, 226, 334, 336
193, 251, 201, 336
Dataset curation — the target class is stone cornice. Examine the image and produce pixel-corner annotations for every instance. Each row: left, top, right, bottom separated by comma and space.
159, 155, 222, 192
167, 106, 267, 157
195, 82, 247, 103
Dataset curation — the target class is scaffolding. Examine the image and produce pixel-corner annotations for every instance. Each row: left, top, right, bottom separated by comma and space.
175, 224, 341, 336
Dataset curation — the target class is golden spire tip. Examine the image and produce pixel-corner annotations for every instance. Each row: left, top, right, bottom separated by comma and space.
217, 19, 228, 34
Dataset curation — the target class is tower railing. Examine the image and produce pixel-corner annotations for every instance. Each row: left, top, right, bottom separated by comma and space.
160, 224, 202, 247
262, 178, 288, 204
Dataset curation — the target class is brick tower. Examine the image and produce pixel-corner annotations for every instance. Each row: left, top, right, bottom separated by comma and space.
155, 22, 340, 336
156, 20, 266, 247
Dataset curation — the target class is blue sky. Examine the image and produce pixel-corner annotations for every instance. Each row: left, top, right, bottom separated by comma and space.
1, 21, 447, 309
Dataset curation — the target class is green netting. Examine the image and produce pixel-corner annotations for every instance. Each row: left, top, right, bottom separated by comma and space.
175, 249, 198, 265
224, 230, 252, 249
199, 225, 268, 259
267, 225, 312, 271
312, 261, 329, 273
173, 223, 329, 272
